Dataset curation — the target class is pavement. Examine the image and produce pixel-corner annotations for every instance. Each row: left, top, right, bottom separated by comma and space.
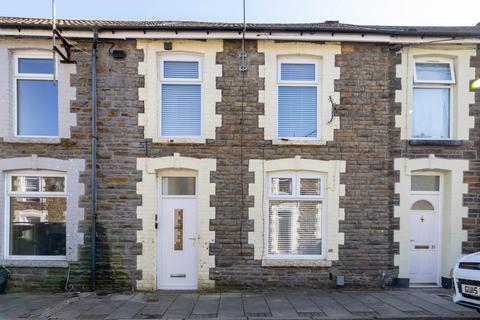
0, 287, 479, 319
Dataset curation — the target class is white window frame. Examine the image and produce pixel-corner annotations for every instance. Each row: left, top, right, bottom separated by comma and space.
411, 58, 454, 140
413, 59, 455, 84
4, 171, 67, 261
157, 54, 203, 139
410, 171, 442, 196
277, 57, 321, 140
265, 171, 326, 260
13, 53, 59, 138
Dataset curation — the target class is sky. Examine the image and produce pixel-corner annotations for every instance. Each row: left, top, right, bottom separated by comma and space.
1, 0, 480, 26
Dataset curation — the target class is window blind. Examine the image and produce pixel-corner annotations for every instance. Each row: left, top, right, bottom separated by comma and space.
412, 88, 450, 139
164, 61, 199, 79
278, 86, 317, 138
161, 84, 201, 136
280, 63, 315, 81
268, 200, 322, 255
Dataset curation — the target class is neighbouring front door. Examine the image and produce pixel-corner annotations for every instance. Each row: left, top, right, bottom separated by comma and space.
157, 176, 197, 290
409, 195, 439, 285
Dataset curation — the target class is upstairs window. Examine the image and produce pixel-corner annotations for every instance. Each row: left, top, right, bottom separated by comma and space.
15, 56, 58, 137
159, 57, 202, 137
277, 59, 320, 139
412, 60, 455, 139
6, 173, 67, 258
267, 173, 325, 259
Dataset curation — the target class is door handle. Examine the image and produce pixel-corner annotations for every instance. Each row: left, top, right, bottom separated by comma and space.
188, 237, 196, 245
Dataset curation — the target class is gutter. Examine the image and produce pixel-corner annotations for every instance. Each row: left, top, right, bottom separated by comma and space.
91, 28, 98, 292
0, 23, 480, 38
1, 28, 480, 45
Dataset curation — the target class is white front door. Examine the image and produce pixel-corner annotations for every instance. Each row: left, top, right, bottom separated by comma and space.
157, 176, 197, 290
409, 195, 439, 285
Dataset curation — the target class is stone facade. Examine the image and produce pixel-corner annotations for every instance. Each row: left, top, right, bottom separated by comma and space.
0, 32, 479, 291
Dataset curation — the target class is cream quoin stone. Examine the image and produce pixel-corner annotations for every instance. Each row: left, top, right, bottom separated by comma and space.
395, 45, 476, 140
394, 155, 469, 279
0, 39, 77, 143
137, 40, 222, 144
258, 41, 341, 145
136, 154, 216, 290
248, 156, 346, 266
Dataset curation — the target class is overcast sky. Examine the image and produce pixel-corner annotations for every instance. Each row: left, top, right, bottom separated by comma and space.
1, 0, 480, 26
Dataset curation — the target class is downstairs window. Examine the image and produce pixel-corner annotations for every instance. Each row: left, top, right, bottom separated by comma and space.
6, 173, 67, 259
267, 173, 325, 259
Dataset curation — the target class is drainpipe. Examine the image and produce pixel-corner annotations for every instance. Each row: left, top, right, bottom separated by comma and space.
91, 29, 98, 292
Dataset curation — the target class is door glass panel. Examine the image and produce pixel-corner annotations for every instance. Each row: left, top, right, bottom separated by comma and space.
411, 200, 434, 211
411, 176, 440, 191
162, 177, 195, 195
174, 209, 183, 251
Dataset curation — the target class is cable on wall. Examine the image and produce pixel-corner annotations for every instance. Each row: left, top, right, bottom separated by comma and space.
52, 0, 56, 83
239, 0, 248, 258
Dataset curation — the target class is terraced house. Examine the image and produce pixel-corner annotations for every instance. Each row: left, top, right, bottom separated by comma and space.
0, 17, 479, 292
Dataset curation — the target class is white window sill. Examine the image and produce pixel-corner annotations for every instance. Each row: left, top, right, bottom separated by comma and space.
272, 139, 327, 146
152, 137, 206, 144
262, 259, 332, 267
0, 259, 69, 268
3, 136, 62, 144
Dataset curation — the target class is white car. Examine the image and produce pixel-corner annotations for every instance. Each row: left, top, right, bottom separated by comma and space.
453, 252, 480, 311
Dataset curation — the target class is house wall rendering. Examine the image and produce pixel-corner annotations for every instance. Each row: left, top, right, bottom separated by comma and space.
0, 18, 479, 291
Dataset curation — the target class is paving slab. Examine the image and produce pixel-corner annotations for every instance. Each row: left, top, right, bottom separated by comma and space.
218, 292, 244, 318
243, 293, 271, 317
369, 291, 425, 313
309, 294, 353, 318
389, 290, 459, 317
409, 289, 476, 313
331, 291, 376, 314
191, 293, 220, 316
78, 299, 123, 318
355, 293, 405, 318
264, 293, 298, 318
137, 294, 176, 319
105, 301, 145, 319
49, 297, 99, 320
162, 293, 198, 319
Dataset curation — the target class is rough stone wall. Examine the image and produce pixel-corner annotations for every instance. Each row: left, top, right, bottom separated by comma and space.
209, 41, 397, 288
90, 40, 144, 292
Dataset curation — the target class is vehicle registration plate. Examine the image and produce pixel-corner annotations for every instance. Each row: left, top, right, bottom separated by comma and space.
462, 284, 480, 297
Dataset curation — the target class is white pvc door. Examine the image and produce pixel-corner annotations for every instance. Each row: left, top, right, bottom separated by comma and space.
409, 195, 439, 285
158, 176, 197, 290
